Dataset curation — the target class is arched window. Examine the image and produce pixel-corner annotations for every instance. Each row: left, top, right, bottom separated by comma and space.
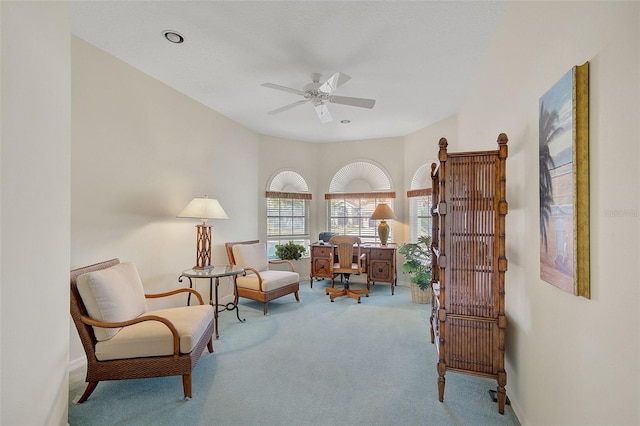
266, 170, 311, 259
407, 163, 433, 242
326, 161, 396, 244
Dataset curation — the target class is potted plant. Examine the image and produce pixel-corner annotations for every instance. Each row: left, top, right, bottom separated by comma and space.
275, 241, 307, 261
398, 235, 432, 304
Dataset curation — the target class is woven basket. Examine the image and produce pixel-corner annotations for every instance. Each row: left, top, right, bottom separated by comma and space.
410, 283, 430, 304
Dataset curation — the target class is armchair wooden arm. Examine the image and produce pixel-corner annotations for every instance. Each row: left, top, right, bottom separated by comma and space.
241, 266, 263, 291
145, 287, 205, 305
269, 259, 296, 272
80, 314, 181, 356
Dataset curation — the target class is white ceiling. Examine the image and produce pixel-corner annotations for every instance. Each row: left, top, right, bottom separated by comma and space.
71, 1, 506, 143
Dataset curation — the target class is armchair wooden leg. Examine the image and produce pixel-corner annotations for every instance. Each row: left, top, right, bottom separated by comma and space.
207, 338, 214, 353
294, 291, 300, 302
77, 381, 99, 403
263, 303, 268, 315
182, 374, 192, 399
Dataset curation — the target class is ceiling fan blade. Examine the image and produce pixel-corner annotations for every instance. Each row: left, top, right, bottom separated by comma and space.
329, 95, 376, 109
314, 102, 333, 123
319, 72, 351, 94
267, 99, 309, 115
261, 83, 307, 96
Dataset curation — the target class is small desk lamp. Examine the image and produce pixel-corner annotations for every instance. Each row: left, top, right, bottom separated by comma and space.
370, 203, 397, 246
178, 195, 229, 269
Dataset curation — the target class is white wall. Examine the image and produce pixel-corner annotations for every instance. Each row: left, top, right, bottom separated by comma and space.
403, 114, 458, 242
1, 3, 71, 425
70, 37, 259, 362
458, 2, 640, 425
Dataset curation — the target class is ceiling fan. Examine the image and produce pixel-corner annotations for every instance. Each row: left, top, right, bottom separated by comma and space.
261, 72, 376, 124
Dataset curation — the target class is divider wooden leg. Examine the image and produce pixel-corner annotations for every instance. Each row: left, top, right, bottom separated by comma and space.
437, 362, 446, 402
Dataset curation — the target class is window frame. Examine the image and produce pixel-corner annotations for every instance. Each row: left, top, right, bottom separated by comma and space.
408, 188, 432, 243
326, 193, 396, 245
265, 191, 311, 260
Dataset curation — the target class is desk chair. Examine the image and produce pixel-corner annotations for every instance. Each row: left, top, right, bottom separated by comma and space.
326, 235, 369, 303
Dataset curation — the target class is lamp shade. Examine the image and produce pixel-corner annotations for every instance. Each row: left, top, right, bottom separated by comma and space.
370, 203, 397, 220
178, 196, 229, 223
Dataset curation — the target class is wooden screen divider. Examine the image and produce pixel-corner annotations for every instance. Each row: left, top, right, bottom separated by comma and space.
430, 133, 509, 414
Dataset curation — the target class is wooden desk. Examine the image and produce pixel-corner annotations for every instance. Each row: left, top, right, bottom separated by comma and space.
310, 243, 397, 294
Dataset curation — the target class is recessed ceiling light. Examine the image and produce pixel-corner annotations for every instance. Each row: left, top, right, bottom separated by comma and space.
340, 120, 351, 124
162, 30, 184, 44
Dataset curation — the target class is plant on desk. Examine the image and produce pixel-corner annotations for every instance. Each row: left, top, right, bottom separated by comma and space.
275, 241, 307, 261
399, 235, 432, 303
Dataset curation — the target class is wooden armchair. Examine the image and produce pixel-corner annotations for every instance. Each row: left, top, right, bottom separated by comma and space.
225, 240, 300, 315
326, 235, 368, 303
70, 258, 215, 402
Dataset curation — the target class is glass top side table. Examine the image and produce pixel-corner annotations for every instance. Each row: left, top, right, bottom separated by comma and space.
179, 265, 245, 339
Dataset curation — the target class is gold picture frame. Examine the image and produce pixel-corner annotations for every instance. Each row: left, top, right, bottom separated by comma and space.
539, 62, 590, 298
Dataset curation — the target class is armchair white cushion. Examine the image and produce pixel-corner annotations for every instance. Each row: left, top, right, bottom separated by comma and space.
232, 242, 269, 273
76, 262, 146, 341
236, 270, 301, 292
95, 304, 214, 360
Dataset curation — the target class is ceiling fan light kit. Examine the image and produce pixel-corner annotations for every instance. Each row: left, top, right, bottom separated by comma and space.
261, 72, 376, 124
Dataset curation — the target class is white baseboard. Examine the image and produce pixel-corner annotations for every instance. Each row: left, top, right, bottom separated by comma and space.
69, 356, 87, 378
69, 356, 86, 371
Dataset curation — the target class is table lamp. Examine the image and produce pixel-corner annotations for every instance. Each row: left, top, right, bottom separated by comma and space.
178, 195, 229, 269
370, 203, 397, 246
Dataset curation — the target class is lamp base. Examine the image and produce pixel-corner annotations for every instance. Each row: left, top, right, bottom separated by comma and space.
378, 220, 389, 246
194, 224, 213, 269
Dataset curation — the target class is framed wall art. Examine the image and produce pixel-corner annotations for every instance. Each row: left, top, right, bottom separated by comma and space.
538, 62, 590, 298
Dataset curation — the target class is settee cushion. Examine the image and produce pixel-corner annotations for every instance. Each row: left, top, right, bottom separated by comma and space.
232, 242, 269, 273
76, 262, 147, 341
236, 270, 300, 292
94, 304, 214, 361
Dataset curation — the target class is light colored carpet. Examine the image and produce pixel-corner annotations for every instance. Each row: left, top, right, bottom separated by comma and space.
68, 281, 520, 426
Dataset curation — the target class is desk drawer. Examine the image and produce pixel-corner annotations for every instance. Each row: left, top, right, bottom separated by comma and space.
369, 248, 395, 261
312, 246, 332, 258
312, 258, 332, 278
369, 260, 393, 282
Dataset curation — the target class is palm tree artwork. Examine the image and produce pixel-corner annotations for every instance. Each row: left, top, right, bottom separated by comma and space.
538, 68, 575, 292
539, 101, 560, 252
